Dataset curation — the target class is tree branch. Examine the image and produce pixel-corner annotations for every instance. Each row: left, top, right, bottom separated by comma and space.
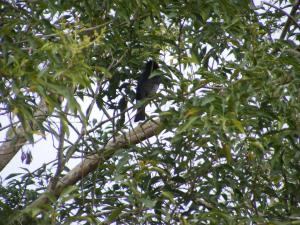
262, 0, 300, 40
280, 0, 300, 40
28, 118, 163, 210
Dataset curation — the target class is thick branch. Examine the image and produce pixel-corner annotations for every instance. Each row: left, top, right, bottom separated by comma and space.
28, 118, 163, 209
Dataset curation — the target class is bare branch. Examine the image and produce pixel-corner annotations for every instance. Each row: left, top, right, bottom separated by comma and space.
279, 0, 300, 39
262, 0, 300, 40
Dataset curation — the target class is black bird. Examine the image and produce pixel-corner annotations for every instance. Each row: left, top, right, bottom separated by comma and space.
134, 60, 160, 122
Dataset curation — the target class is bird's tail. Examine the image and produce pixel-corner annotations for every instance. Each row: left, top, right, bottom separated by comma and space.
134, 106, 145, 122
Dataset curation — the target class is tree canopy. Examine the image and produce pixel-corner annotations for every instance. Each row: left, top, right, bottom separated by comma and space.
1, 0, 300, 224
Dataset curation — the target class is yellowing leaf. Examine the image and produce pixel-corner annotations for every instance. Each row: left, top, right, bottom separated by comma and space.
247, 151, 255, 161
185, 107, 199, 117
251, 141, 264, 151
222, 143, 232, 164
232, 119, 245, 133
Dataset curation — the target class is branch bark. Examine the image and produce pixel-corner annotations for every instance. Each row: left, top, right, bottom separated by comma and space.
28, 118, 163, 209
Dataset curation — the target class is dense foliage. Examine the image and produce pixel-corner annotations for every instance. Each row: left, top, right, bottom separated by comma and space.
1, 0, 300, 224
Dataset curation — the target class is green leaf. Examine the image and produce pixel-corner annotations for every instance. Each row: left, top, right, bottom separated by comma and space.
141, 198, 157, 208
60, 185, 77, 197
178, 117, 198, 133
201, 95, 215, 106
108, 206, 124, 222
5, 173, 22, 180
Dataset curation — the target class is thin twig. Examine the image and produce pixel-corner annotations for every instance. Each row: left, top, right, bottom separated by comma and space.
262, 0, 300, 39
280, 0, 300, 39
50, 104, 69, 190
